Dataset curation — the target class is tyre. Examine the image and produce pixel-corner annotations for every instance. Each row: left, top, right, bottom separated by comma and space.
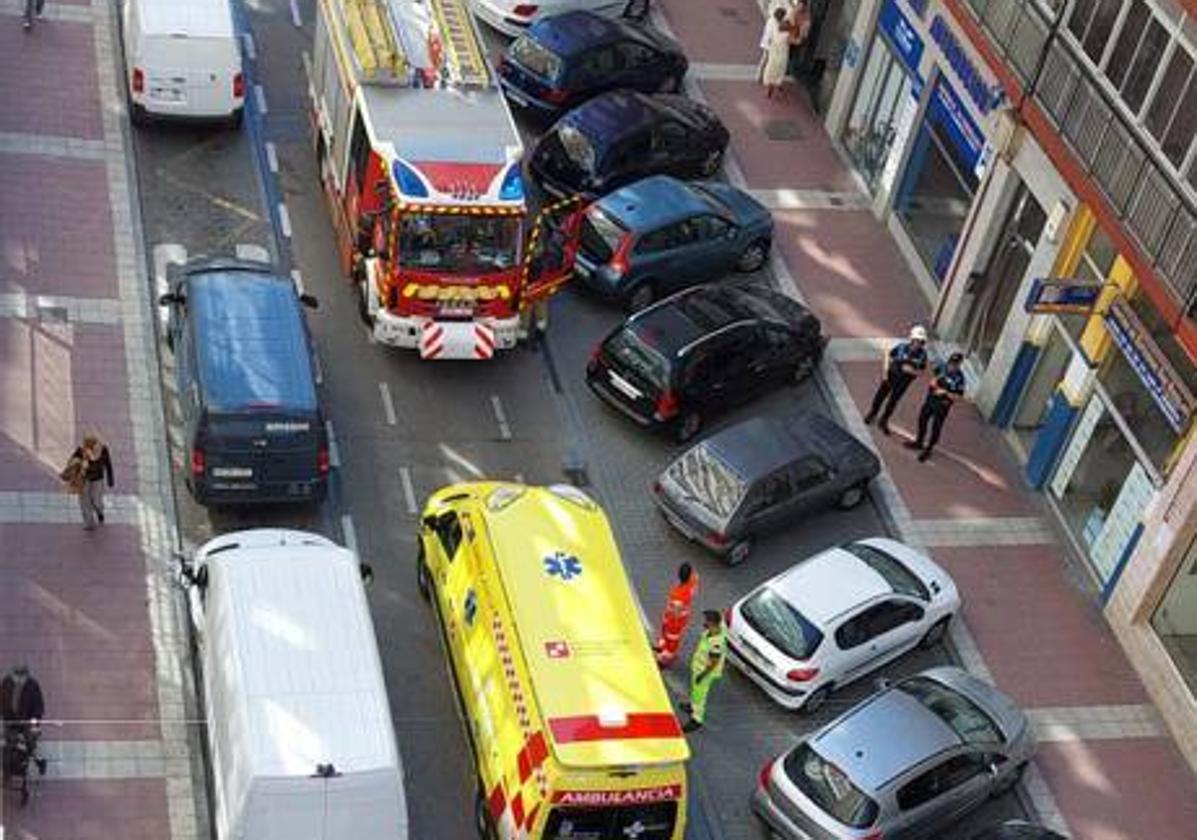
726, 539, 752, 566
791, 354, 816, 383
130, 103, 148, 127
675, 411, 702, 443
801, 685, 831, 715
836, 483, 867, 510
416, 542, 431, 602
626, 282, 656, 313
735, 239, 770, 273
474, 787, 495, 839
699, 149, 724, 177
227, 109, 244, 130
918, 616, 951, 649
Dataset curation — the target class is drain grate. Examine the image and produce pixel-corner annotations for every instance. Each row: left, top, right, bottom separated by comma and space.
764, 119, 804, 141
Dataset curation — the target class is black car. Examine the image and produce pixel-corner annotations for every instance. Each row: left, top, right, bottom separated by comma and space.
528, 90, 729, 199
652, 414, 880, 563
499, 11, 687, 120
586, 284, 824, 442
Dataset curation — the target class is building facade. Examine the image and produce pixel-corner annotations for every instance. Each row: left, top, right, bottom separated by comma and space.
825, 0, 1197, 769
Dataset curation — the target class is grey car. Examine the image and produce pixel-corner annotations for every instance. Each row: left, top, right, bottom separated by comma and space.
754, 667, 1036, 840
652, 414, 881, 565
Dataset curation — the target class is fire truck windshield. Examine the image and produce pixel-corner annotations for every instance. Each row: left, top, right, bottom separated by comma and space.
398, 213, 521, 275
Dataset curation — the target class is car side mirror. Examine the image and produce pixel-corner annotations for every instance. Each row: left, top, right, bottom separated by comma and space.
158, 292, 183, 306
874, 677, 892, 692
987, 763, 1001, 778
359, 563, 374, 587
422, 514, 438, 531
299, 293, 319, 310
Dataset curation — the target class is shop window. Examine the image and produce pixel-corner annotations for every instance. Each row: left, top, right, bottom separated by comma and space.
1097, 348, 1178, 472
843, 37, 914, 193
1152, 538, 1197, 699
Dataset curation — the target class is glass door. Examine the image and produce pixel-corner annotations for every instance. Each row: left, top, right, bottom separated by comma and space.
843, 40, 913, 192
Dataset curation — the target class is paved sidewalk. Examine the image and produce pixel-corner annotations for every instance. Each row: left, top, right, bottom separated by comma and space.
653, 0, 1197, 838
0, 2, 201, 838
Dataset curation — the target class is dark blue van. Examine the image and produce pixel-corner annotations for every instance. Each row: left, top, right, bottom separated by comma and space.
159, 259, 328, 506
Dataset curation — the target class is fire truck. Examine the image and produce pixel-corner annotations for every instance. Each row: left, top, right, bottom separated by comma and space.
309, 0, 580, 360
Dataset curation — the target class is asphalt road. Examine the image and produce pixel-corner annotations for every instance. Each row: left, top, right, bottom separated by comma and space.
125, 1, 1027, 838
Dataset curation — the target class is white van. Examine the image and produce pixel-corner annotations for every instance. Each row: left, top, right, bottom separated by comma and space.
178, 529, 409, 840
121, 0, 244, 125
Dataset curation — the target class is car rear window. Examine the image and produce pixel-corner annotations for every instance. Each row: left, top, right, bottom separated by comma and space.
897, 677, 1004, 745
666, 443, 746, 522
782, 743, 879, 829
581, 207, 626, 262
509, 34, 564, 81
603, 327, 669, 389
845, 543, 930, 601
740, 587, 823, 660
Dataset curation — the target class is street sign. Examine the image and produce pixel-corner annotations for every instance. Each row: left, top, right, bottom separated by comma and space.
1024, 278, 1104, 314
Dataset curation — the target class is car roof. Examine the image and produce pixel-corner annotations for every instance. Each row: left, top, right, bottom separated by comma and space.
811, 686, 962, 793
595, 176, 710, 231
565, 91, 695, 151
766, 545, 894, 626
184, 262, 317, 414
704, 414, 860, 481
529, 10, 668, 56
627, 285, 770, 355
139, 0, 235, 38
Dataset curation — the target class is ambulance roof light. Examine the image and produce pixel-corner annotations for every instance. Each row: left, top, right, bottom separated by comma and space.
598, 708, 628, 729
547, 484, 596, 511
486, 485, 526, 512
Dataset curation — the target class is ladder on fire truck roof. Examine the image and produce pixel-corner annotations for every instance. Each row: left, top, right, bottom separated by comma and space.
331, 0, 490, 88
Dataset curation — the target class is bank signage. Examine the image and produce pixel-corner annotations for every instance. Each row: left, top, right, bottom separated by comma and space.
1104, 296, 1196, 433
1024, 278, 1105, 314
927, 75, 986, 177
879, 0, 925, 78
930, 12, 1005, 114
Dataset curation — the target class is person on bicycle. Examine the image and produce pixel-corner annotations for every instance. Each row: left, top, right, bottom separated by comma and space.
1, 664, 45, 741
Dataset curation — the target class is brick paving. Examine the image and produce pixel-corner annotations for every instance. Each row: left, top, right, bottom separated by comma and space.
655, 1, 1197, 837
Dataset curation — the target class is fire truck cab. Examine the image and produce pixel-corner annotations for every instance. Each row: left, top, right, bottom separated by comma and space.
310, 0, 579, 360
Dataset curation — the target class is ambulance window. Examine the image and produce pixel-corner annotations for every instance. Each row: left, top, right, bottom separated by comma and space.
435, 512, 463, 559
544, 802, 678, 840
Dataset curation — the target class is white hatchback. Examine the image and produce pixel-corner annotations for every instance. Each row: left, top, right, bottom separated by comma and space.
726, 538, 960, 713
470, 0, 649, 38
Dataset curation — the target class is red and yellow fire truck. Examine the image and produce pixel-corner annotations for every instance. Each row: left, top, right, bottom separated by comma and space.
309, 0, 579, 359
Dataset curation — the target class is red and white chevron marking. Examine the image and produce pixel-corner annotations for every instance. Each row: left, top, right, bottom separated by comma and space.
475, 324, 496, 359
420, 321, 445, 359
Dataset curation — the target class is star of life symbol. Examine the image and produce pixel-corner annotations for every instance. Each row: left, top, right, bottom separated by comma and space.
545, 640, 571, 659
544, 551, 582, 581
624, 821, 648, 838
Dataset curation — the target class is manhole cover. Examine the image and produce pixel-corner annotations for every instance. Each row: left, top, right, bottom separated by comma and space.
764, 119, 804, 141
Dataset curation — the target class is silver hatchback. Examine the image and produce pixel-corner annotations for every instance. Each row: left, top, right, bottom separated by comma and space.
753, 667, 1035, 840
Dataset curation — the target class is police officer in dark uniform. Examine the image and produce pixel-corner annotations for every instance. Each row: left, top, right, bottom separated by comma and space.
864, 325, 928, 435
905, 352, 966, 462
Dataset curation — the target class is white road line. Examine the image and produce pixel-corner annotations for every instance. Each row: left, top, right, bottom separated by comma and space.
341, 514, 358, 555
278, 202, 292, 238
490, 394, 512, 440
291, 269, 305, 295
325, 420, 341, 468
289, 0, 303, 27
241, 32, 256, 62
399, 467, 418, 514
379, 382, 397, 426
254, 84, 268, 114
265, 141, 279, 174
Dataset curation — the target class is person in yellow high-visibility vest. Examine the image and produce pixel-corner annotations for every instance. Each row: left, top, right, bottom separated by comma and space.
681, 611, 726, 732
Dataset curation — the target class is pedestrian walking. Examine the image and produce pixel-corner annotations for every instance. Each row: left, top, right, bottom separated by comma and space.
905, 352, 966, 462
22, 0, 45, 31
680, 611, 726, 732
654, 563, 700, 668
63, 434, 114, 530
760, 7, 792, 99
863, 325, 929, 435
1, 665, 44, 739
787, 0, 813, 71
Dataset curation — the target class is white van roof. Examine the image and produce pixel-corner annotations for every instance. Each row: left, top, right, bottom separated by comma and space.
201, 530, 405, 826
139, 0, 236, 38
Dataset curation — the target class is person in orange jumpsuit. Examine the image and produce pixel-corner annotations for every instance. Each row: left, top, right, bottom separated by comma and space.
654, 563, 699, 667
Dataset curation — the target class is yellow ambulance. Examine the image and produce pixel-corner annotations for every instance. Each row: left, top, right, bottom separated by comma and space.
417, 482, 690, 840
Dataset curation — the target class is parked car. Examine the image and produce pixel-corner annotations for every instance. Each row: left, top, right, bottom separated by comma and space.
499, 11, 687, 119
472, 0, 651, 38
529, 91, 729, 199
653, 416, 881, 563
970, 821, 1068, 840
725, 537, 959, 708
586, 284, 823, 442
574, 175, 772, 311
755, 667, 1035, 839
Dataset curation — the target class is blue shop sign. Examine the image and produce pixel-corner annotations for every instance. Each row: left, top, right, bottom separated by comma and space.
878, 0, 924, 78
927, 76, 986, 178
1104, 297, 1195, 433
930, 13, 1005, 114
1024, 278, 1104, 314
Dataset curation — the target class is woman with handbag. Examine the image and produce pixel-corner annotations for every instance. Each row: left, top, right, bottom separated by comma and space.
62, 434, 114, 530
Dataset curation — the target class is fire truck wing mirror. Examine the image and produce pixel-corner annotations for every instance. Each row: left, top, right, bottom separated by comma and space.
158, 291, 183, 307
299, 293, 319, 310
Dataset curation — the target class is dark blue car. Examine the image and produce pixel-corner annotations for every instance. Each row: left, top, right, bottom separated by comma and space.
528, 90, 729, 199
574, 175, 773, 311
498, 10, 687, 120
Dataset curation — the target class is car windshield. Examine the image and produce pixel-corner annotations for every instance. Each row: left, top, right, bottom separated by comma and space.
898, 677, 1004, 745
398, 213, 521, 274
739, 587, 823, 660
581, 207, 626, 262
558, 123, 597, 174
845, 543, 930, 601
782, 743, 879, 829
667, 443, 746, 522
510, 34, 564, 82
603, 328, 669, 389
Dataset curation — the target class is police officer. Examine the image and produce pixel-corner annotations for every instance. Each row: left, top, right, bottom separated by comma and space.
680, 611, 726, 733
905, 352, 966, 462
864, 325, 928, 435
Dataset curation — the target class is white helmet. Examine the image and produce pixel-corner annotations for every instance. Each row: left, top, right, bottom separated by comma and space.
909, 325, 928, 342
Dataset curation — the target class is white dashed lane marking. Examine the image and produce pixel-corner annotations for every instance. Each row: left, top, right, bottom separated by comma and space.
379, 382, 397, 426
490, 394, 512, 440
400, 467, 418, 515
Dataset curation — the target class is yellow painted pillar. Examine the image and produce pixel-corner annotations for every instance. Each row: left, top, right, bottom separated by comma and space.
1080, 255, 1138, 362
